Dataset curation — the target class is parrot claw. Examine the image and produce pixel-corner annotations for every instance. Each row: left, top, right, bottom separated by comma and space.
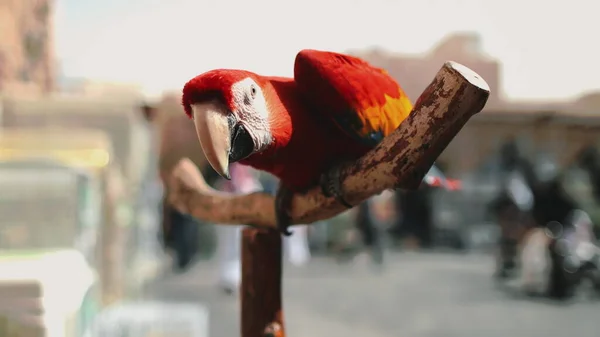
320, 166, 353, 208
275, 185, 294, 236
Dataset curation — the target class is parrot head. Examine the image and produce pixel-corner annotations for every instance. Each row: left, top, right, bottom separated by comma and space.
182, 69, 281, 179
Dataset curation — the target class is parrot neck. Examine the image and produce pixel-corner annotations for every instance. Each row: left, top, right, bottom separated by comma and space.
261, 77, 302, 153
240, 77, 310, 169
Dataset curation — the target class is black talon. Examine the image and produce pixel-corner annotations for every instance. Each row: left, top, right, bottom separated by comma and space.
275, 185, 294, 236
320, 166, 353, 208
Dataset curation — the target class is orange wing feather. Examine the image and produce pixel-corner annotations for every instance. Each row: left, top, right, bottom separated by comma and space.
293, 49, 412, 147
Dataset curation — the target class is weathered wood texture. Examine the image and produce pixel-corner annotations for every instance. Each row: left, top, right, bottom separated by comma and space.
168, 61, 490, 229
240, 228, 285, 337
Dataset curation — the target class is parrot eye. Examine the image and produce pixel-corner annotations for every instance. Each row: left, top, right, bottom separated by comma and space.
244, 85, 257, 105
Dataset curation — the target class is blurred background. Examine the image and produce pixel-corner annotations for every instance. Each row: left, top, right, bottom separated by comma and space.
1, 0, 600, 336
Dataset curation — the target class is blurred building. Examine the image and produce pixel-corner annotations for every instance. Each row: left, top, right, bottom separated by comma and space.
351, 33, 600, 175
0, 0, 55, 95
350, 33, 504, 109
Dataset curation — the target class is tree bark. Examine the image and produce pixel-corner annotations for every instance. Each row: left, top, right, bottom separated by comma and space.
168, 61, 490, 229
241, 227, 285, 337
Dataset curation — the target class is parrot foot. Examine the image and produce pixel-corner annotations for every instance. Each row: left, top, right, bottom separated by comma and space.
320, 165, 353, 208
275, 185, 294, 236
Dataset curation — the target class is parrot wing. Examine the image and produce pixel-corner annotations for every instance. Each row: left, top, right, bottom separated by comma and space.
293, 49, 413, 147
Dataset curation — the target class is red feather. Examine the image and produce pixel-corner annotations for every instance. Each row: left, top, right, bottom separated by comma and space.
181, 49, 413, 191
182, 69, 262, 118
293, 49, 413, 147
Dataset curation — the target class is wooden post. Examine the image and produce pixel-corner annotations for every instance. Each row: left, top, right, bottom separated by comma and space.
241, 228, 284, 337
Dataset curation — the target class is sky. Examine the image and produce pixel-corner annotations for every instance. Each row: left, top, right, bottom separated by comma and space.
54, 0, 599, 101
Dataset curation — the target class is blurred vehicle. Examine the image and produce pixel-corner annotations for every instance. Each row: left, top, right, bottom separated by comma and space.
516, 210, 600, 299
432, 157, 504, 251
555, 210, 600, 298
0, 128, 131, 336
0, 160, 101, 337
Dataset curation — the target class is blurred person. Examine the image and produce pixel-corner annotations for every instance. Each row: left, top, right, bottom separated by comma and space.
495, 142, 579, 236
393, 187, 434, 249
489, 190, 532, 278
489, 176, 535, 278
131, 103, 166, 267
157, 112, 222, 272
156, 136, 202, 272
157, 105, 226, 271
570, 209, 597, 243
163, 206, 200, 271
490, 140, 537, 279
568, 210, 600, 293
491, 140, 590, 298
136, 103, 163, 216
576, 146, 600, 237
388, 164, 451, 249
357, 198, 385, 264
529, 153, 578, 232
337, 193, 394, 265
161, 165, 221, 271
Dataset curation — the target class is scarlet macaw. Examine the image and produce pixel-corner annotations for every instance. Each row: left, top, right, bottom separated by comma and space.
182, 49, 414, 235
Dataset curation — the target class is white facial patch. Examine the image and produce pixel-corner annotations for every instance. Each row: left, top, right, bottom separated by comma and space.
230, 78, 273, 153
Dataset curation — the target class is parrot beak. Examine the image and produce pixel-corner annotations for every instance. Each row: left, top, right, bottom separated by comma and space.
191, 101, 232, 180
191, 100, 256, 180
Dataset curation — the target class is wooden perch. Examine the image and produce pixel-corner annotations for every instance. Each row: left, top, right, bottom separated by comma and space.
240, 228, 284, 337
168, 61, 490, 228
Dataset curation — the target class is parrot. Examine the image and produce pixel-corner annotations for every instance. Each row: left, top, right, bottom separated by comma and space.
181, 49, 414, 236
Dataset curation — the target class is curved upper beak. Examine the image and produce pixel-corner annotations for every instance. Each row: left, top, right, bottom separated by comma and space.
191, 101, 232, 180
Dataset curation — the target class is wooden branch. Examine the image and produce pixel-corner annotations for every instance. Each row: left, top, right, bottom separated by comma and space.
168, 61, 490, 228
240, 228, 285, 337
